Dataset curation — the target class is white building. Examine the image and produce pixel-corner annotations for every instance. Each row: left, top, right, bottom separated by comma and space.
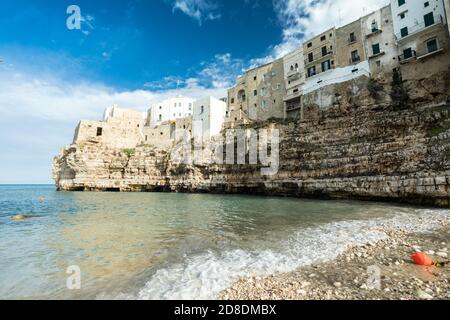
391, 0, 448, 62
362, 5, 399, 74
193, 97, 227, 140
148, 96, 194, 127
283, 47, 305, 119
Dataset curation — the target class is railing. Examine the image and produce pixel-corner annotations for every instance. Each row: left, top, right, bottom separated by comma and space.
366, 28, 382, 38
350, 56, 361, 64
287, 69, 301, 81
284, 89, 302, 102
416, 40, 445, 59
304, 50, 334, 65
398, 50, 417, 63
395, 15, 444, 40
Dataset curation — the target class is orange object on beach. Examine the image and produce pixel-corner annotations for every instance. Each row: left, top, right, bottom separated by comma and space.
411, 252, 435, 266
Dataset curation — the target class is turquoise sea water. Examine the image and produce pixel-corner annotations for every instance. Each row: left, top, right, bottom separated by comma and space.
0, 185, 448, 300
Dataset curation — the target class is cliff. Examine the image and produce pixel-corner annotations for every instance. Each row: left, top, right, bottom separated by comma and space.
53, 70, 450, 207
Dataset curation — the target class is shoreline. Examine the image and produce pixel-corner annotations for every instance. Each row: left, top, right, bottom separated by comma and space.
219, 220, 450, 300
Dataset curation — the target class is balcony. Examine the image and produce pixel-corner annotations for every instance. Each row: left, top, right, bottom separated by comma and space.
395, 15, 444, 41
283, 88, 302, 102
366, 28, 382, 38
304, 50, 333, 66
398, 50, 417, 64
287, 69, 301, 81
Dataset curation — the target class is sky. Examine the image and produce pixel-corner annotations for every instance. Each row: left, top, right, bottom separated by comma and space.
0, 0, 389, 184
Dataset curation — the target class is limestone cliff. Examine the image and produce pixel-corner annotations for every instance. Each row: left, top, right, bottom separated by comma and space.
53, 71, 450, 207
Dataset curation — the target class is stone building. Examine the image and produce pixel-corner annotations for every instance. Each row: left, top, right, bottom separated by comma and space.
227, 58, 286, 123
303, 28, 337, 79
142, 122, 174, 149
391, 0, 448, 68
283, 47, 305, 119
361, 5, 399, 75
336, 19, 366, 68
73, 107, 146, 149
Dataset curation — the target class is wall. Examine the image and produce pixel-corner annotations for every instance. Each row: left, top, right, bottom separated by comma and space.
193, 97, 227, 140
74, 107, 145, 149
302, 74, 370, 111
142, 122, 174, 149
336, 19, 366, 67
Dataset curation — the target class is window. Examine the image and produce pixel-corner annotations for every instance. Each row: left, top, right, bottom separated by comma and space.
96, 127, 103, 136
253, 76, 257, 81
400, 13, 405, 19
351, 50, 360, 63
322, 60, 331, 72
307, 42, 312, 48
320, 35, 326, 41
178, 103, 181, 107
424, 2, 429, 7
308, 52, 314, 62
231, 98, 235, 104
424, 12, 434, 27
427, 39, 438, 53
403, 47, 413, 59
400, 27, 408, 38
261, 87, 267, 96
322, 46, 328, 56
261, 100, 267, 109
159, 106, 162, 110
254, 90, 257, 96
398, 0, 405, 6
372, 43, 381, 55
371, 20, 378, 32
200, 106, 204, 114
295, 63, 298, 70
349, 32, 356, 42
307, 66, 316, 77
290, 65, 294, 71
159, 115, 162, 121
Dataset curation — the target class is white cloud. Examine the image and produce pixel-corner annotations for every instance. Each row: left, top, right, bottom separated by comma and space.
171, 0, 221, 25
145, 53, 245, 91
251, 0, 389, 64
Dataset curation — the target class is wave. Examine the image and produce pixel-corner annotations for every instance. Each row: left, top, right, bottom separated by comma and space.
137, 209, 449, 300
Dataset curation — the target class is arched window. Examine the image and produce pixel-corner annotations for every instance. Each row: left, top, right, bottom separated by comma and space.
290, 65, 294, 71
237, 89, 246, 103
295, 63, 299, 70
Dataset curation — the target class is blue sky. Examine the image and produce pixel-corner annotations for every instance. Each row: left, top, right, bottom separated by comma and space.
0, 0, 388, 184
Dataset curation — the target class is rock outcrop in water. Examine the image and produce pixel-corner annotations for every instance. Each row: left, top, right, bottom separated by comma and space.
53, 70, 450, 207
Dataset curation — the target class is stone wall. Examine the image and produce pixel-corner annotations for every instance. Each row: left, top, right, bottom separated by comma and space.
54, 69, 450, 208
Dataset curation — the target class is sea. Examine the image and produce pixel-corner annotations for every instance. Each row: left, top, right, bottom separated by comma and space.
0, 184, 448, 300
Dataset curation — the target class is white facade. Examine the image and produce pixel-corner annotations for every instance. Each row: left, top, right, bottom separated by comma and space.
362, 5, 399, 74
283, 47, 305, 93
303, 60, 370, 95
193, 97, 227, 140
391, 0, 447, 39
149, 96, 194, 127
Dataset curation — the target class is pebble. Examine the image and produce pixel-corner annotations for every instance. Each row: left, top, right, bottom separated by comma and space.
436, 252, 447, 258
426, 250, 435, 255
417, 290, 433, 300
333, 282, 342, 288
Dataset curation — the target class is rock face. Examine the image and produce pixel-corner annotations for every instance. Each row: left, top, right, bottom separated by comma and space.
53, 71, 450, 207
